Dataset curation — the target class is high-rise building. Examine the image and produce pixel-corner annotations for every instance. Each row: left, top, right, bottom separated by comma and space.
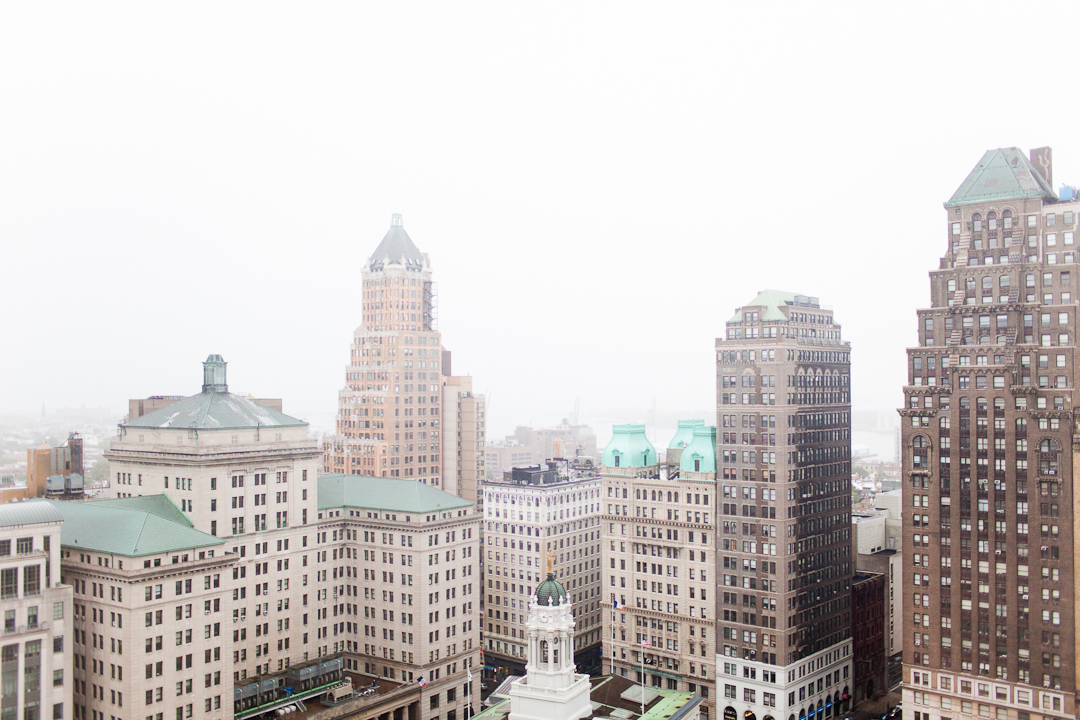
601, 423, 718, 719
715, 290, 854, 720
481, 460, 603, 675
0, 503, 72, 720
901, 147, 1078, 720
323, 214, 485, 503
103, 354, 481, 720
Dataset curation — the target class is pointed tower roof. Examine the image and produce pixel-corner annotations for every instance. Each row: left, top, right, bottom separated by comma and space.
945, 147, 1057, 207
367, 214, 424, 270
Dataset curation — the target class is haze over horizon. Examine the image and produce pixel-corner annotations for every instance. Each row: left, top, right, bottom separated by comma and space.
4, 3, 1079, 448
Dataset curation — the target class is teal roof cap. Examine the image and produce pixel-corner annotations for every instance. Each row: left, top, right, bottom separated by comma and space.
679, 426, 717, 474
945, 147, 1056, 207
668, 420, 704, 450
318, 473, 471, 514
727, 289, 817, 323
602, 424, 657, 468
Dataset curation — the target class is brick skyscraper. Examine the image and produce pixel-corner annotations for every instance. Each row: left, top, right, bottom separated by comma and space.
714, 290, 854, 720
901, 147, 1077, 720
324, 214, 485, 502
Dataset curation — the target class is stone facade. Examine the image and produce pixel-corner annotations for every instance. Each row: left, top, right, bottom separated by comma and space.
482, 463, 602, 674
600, 429, 718, 720
714, 291, 854, 720
0, 505, 72, 720
901, 147, 1080, 720
322, 215, 485, 504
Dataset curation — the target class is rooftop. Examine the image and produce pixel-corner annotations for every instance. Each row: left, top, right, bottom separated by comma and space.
367, 214, 425, 271
37, 495, 223, 557
474, 675, 700, 720
0, 502, 64, 528
946, 147, 1057, 207
318, 473, 472, 514
124, 355, 304, 430
727, 289, 822, 323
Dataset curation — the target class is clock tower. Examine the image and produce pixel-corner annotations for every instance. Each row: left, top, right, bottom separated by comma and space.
506, 558, 592, 720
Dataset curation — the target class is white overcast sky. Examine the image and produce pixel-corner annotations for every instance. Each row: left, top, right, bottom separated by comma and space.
4, 2, 1080, 441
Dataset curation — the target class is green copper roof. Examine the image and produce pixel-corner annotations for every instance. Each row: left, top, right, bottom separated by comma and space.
727, 289, 801, 323
318, 473, 472, 513
535, 573, 568, 606
37, 496, 222, 557
125, 391, 305, 430
90, 494, 193, 527
472, 675, 701, 720
679, 426, 717, 474
668, 420, 704, 450
945, 147, 1057, 207
0, 502, 64, 528
602, 424, 656, 468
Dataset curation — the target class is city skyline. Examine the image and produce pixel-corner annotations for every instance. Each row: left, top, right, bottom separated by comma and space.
7, 5, 1080, 442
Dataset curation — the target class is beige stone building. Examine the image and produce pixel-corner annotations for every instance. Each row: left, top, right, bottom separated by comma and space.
47, 496, 235, 720
322, 215, 485, 504
96, 354, 481, 720
0, 503, 72, 720
482, 460, 603, 675
442, 377, 485, 505
601, 424, 718, 720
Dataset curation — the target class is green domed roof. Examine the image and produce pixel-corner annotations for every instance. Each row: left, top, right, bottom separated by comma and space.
535, 573, 567, 606
603, 424, 657, 468
680, 425, 717, 473
668, 420, 704, 449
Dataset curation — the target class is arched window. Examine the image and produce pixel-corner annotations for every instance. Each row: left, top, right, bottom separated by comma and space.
972, 212, 983, 232
966, 277, 976, 291
960, 397, 970, 410
1040, 439, 1058, 453
982, 276, 993, 289
1000, 275, 1010, 287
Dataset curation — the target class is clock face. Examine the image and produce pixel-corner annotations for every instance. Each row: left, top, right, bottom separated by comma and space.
539, 614, 549, 623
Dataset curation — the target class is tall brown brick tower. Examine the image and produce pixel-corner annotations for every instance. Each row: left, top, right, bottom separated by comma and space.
901, 147, 1078, 720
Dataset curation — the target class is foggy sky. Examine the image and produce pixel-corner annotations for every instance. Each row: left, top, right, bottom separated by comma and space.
4, 3, 1080, 443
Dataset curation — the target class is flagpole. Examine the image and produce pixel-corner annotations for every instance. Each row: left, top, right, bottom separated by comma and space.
639, 642, 644, 718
